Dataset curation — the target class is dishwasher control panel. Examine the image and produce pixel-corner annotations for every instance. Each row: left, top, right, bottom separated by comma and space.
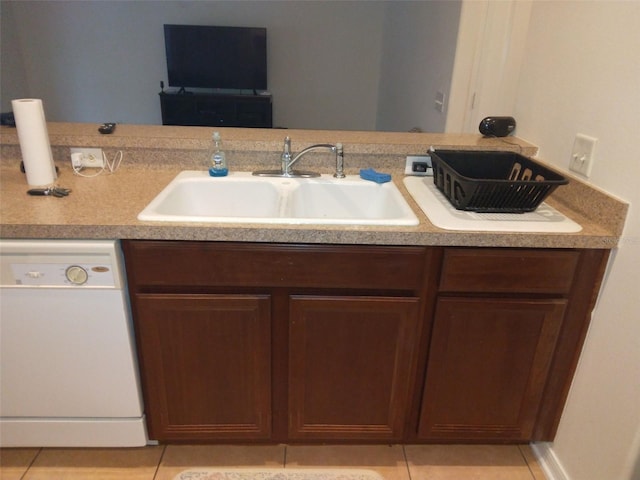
0, 240, 124, 288
9, 263, 116, 287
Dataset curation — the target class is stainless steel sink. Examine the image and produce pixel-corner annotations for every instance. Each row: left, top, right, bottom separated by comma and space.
138, 171, 419, 226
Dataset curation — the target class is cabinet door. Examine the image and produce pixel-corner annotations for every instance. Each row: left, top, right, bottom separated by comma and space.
134, 294, 271, 441
160, 96, 198, 126
418, 297, 565, 441
288, 296, 420, 441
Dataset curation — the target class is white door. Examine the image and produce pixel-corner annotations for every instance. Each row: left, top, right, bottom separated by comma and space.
446, 0, 533, 133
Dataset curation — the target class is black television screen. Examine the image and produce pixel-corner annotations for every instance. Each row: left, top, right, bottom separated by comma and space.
164, 24, 267, 90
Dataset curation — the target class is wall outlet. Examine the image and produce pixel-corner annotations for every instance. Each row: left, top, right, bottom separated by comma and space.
70, 147, 104, 168
569, 134, 597, 178
405, 155, 432, 176
434, 91, 446, 113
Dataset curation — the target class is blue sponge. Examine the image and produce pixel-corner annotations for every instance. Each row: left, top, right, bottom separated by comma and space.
360, 168, 392, 184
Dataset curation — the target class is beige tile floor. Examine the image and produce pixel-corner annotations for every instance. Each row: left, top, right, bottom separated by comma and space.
0, 444, 547, 480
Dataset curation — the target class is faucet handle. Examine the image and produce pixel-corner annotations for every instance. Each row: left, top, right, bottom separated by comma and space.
281, 137, 292, 175
334, 142, 345, 179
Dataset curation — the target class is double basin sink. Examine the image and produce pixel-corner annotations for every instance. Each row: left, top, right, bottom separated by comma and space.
138, 171, 419, 226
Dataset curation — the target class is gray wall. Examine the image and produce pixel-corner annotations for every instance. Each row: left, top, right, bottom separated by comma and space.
1, 0, 460, 132
377, 1, 461, 132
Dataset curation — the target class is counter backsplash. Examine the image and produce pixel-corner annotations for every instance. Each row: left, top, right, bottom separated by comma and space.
1, 123, 539, 173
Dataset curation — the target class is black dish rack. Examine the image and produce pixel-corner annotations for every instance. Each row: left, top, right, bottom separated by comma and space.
430, 150, 568, 213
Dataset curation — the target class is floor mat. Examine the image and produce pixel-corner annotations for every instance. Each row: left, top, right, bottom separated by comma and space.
174, 468, 385, 480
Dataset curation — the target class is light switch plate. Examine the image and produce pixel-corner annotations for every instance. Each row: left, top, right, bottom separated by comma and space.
569, 134, 597, 178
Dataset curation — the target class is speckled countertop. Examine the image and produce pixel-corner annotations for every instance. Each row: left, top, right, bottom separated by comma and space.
0, 123, 628, 248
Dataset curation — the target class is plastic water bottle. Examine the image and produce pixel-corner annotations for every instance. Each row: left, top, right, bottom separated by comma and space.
208, 131, 228, 177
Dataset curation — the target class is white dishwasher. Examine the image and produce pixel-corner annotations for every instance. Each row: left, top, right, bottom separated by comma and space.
0, 239, 147, 447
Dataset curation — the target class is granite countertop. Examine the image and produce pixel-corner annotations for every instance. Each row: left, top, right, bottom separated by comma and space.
0, 123, 628, 249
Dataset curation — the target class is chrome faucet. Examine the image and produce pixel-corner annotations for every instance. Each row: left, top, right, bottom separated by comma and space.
253, 136, 345, 178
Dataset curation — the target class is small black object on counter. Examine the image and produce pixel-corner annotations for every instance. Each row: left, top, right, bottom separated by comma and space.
479, 116, 516, 137
27, 186, 71, 198
1, 112, 15, 126
98, 122, 116, 134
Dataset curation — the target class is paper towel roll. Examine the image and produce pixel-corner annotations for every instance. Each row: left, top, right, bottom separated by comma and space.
11, 98, 57, 186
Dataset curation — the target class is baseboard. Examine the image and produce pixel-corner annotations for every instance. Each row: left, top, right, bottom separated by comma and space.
531, 442, 570, 480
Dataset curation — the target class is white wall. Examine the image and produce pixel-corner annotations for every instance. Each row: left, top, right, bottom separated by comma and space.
0, 0, 460, 132
512, 2, 640, 479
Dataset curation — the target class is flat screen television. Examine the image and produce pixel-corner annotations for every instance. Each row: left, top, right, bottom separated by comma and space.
164, 24, 267, 91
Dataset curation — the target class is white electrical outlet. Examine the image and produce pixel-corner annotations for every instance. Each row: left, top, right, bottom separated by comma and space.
434, 91, 446, 113
405, 155, 432, 176
569, 134, 597, 178
70, 147, 104, 168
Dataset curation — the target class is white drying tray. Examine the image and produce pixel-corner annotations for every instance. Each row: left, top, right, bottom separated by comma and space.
404, 176, 582, 233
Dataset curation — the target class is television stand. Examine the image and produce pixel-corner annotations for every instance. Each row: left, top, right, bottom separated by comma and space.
159, 92, 272, 128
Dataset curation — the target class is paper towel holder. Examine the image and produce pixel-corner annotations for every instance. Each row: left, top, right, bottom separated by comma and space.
20, 161, 58, 175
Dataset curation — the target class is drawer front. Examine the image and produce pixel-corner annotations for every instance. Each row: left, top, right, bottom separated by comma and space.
123, 241, 428, 291
440, 248, 579, 294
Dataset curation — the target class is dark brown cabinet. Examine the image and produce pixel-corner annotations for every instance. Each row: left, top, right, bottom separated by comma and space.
123, 241, 431, 443
288, 295, 420, 441
414, 247, 607, 442
159, 92, 272, 127
417, 297, 565, 441
133, 294, 271, 441
122, 241, 608, 444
